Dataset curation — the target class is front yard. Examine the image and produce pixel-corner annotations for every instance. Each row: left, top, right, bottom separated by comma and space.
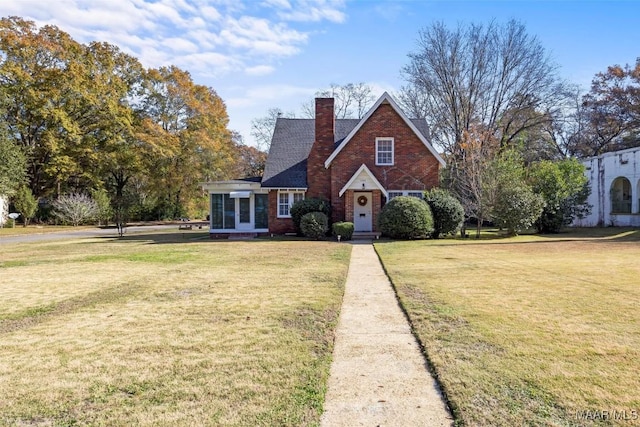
376, 229, 640, 426
0, 234, 350, 426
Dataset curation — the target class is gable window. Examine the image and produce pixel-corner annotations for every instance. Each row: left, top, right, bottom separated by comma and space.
278, 191, 305, 218
376, 137, 394, 166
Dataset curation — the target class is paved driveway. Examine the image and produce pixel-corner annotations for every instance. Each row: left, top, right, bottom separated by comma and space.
0, 224, 183, 245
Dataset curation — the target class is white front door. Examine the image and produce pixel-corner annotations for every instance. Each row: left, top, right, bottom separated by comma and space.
353, 192, 372, 232
236, 197, 252, 230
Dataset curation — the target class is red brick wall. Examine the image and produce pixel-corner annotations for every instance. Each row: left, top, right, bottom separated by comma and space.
329, 103, 440, 227
267, 190, 296, 234
307, 98, 334, 201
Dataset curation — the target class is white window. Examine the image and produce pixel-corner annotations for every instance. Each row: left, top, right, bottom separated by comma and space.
278, 191, 305, 218
388, 190, 424, 201
376, 137, 394, 166
387, 191, 403, 200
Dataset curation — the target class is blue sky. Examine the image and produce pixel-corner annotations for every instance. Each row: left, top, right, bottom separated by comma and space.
2, 0, 639, 147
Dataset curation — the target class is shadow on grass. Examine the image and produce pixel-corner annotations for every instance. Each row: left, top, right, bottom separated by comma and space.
90, 232, 315, 245
375, 227, 640, 248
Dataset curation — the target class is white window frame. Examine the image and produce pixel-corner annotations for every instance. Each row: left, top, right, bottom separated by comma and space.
387, 190, 424, 201
376, 137, 394, 166
277, 190, 305, 218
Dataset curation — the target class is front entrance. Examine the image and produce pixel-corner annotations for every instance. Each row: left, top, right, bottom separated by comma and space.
236, 197, 252, 230
353, 192, 372, 232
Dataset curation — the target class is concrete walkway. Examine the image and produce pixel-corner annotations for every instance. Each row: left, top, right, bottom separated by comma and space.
320, 242, 453, 427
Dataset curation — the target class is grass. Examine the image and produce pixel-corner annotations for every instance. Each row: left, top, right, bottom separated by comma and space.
0, 224, 91, 237
0, 232, 350, 426
375, 228, 640, 427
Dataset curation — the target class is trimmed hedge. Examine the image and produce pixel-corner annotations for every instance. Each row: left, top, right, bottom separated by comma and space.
290, 198, 331, 234
300, 211, 329, 239
332, 221, 354, 241
378, 196, 434, 239
424, 188, 465, 238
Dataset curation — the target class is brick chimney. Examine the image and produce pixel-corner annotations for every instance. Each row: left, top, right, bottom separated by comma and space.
306, 98, 334, 200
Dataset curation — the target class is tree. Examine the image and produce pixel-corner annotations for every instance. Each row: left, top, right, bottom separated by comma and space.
492, 183, 544, 236
0, 17, 83, 197
137, 65, 234, 219
400, 20, 567, 155
52, 193, 98, 226
250, 107, 287, 152
0, 17, 146, 200
442, 123, 499, 238
578, 59, 640, 156
300, 83, 375, 119
233, 143, 267, 178
528, 158, 590, 233
488, 150, 544, 236
0, 127, 26, 197
91, 188, 113, 226
13, 185, 37, 226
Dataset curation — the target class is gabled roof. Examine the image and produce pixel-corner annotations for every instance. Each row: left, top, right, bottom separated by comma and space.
261, 92, 438, 189
261, 118, 359, 188
339, 164, 388, 198
324, 92, 445, 168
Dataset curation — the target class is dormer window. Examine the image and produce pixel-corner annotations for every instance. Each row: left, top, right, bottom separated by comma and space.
376, 137, 394, 166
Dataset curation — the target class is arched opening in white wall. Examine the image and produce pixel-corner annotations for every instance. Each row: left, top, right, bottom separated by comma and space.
637, 178, 640, 213
610, 177, 632, 213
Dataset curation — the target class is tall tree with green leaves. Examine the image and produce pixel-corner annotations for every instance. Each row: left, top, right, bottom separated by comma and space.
13, 185, 37, 226
0, 125, 27, 197
487, 149, 544, 236
0, 17, 85, 197
528, 158, 590, 233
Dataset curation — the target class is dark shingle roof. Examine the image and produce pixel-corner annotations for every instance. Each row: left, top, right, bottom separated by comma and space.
261, 117, 429, 188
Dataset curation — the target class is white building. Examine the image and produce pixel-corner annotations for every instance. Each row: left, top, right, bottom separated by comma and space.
575, 146, 640, 227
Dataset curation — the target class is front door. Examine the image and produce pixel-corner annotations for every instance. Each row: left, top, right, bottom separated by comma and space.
236, 197, 252, 230
353, 192, 372, 232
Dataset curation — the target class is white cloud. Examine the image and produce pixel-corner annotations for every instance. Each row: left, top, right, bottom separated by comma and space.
0, 0, 345, 76
245, 65, 276, 76
262, 0, 292, 9
276, 0, 346, 23
226, 83, 317, 108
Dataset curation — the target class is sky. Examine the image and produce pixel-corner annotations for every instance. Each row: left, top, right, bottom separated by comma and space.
1, 0, 639, 148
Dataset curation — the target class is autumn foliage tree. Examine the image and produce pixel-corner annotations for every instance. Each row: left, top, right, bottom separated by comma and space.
0, 17, 245, 222
578, 59, 640, 156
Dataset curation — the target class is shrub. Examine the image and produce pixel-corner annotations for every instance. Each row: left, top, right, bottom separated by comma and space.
378, 196, 434, 239
300, 211, 329, 239
52, 193, 98, 226
290, 198, 331, 234
492, 184, 544, 236
332, 221, 354, 241
424, 188, 464, 238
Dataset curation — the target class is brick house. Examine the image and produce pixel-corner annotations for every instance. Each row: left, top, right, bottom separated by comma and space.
202, 92, 444, 237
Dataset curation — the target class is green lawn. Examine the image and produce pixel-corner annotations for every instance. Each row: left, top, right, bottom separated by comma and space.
375, 228, 640, 426
0, 233, 350, 426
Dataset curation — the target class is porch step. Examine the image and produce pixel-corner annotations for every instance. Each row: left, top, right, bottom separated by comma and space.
227, 233, 257, 240
352, 231, 381, 240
